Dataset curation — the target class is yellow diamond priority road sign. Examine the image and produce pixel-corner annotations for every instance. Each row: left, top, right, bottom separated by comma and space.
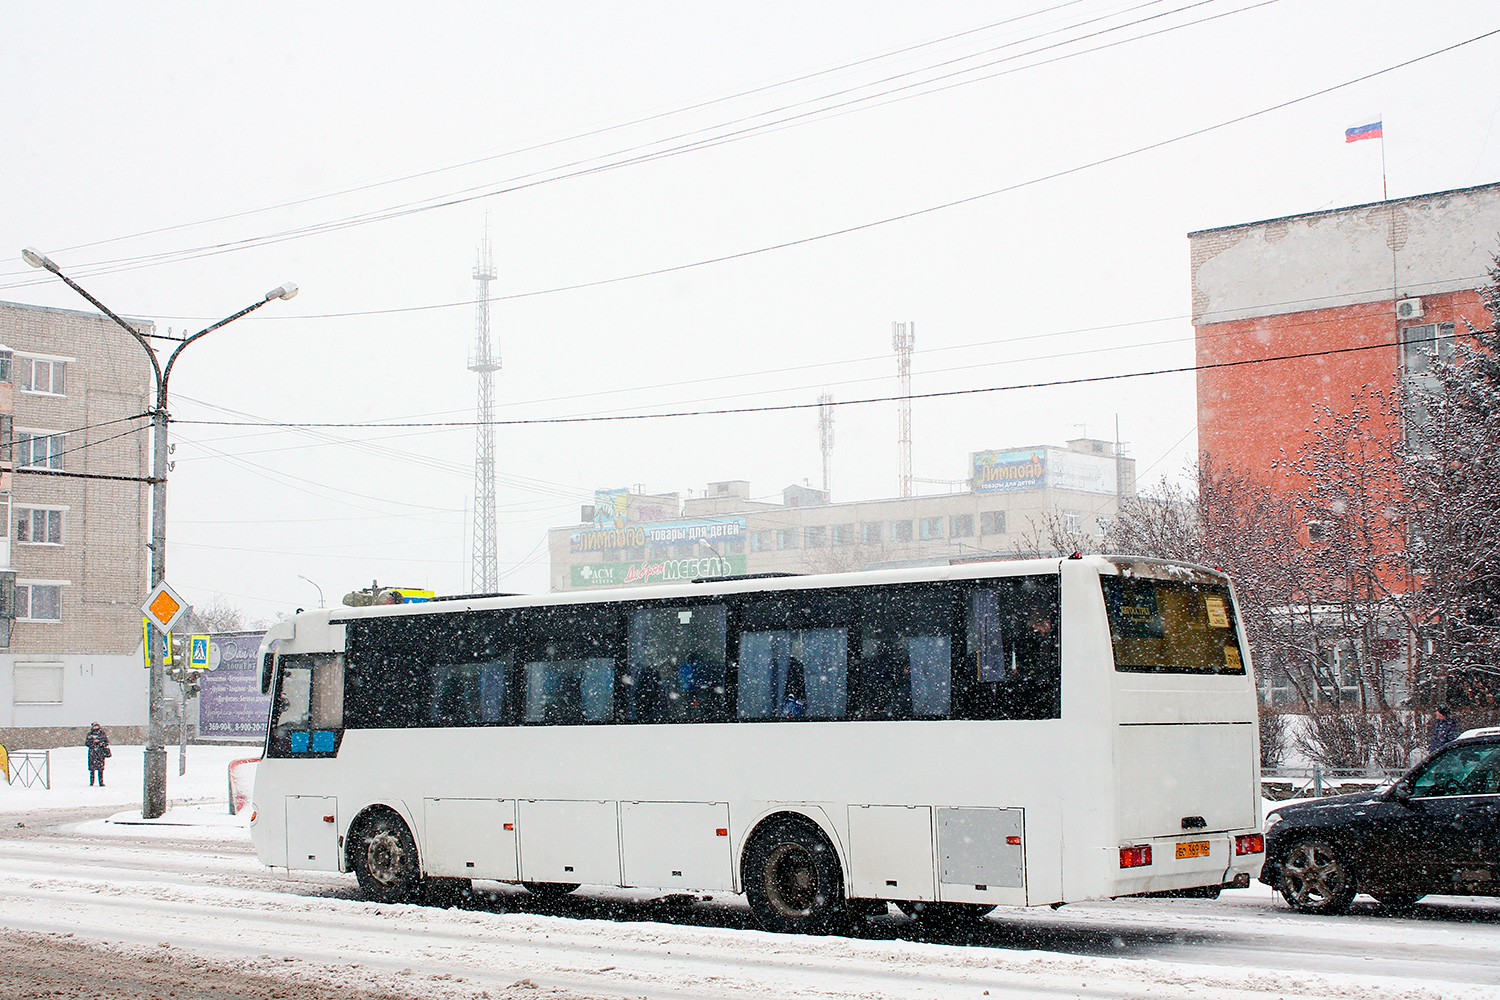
141, 581, 189, 634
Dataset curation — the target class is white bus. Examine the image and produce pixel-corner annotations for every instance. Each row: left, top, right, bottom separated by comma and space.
250, 554, 1263, 933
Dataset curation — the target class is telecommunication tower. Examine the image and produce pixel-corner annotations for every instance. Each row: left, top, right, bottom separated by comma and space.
818, 393, 834, 494
468, 229, 500, 593
893, 320, 915, 497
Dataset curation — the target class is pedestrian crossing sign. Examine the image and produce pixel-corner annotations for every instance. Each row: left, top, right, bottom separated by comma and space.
190, 635, 211, 670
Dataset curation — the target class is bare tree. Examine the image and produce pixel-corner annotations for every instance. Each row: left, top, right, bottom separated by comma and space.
180, 595, 255, 634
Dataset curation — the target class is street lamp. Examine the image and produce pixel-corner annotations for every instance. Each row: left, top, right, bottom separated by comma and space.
22, 247, 296, 819
297, 574, 325, 609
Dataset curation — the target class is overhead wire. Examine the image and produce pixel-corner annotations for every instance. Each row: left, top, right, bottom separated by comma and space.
0, 0, 1276, 289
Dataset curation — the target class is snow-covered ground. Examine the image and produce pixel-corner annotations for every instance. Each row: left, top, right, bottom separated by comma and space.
4, 745, 1500, 999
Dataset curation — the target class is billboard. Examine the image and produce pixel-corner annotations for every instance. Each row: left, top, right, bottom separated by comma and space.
570, 517, 746, 554
971, 448, 1117, 496
571, 553, 747, 588
198, 633, 273, 741
971, 450, 1046, 493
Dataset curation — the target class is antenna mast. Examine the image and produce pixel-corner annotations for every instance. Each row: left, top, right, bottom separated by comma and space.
469, 225, 500, 593
818, 393, 834, 495
893, 320, 914, 497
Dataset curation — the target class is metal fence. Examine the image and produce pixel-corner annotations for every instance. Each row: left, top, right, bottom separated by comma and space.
1262, 765, 1407, 799
9, 749, 50, 789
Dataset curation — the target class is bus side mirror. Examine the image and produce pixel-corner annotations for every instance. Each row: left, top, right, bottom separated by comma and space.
258, 619, 296, 694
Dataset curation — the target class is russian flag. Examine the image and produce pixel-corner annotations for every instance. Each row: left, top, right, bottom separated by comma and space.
1346, 120, 1383, 143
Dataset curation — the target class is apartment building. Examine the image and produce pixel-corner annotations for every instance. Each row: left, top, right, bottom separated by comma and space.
548, 438, 1136, 592
0, 300, 152, 749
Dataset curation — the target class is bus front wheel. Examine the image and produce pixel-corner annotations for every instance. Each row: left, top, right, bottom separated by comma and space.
350, 811, 424, 904
743, 818, 846, 935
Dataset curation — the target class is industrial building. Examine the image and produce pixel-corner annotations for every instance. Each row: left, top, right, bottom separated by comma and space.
548, 438, 1137, 592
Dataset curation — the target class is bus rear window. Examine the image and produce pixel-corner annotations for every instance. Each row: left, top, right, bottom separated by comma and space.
1100, 576, 1245, 675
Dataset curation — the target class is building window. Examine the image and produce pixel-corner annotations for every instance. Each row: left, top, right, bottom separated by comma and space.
861, 522, 882, 544
830, 524, 854, 546
0, 350, 11, 383
16, 431, 64, 470
1307, 520, 1330, 543
20, 358, 65, 395
16, 583, 62, 622
950, 514, 974, 538
17, 507, 63, 545
751, 530, 773, 552
891, 520, 914, 543
650, 545, 670, 559
980, 510, 1006, 535
727, 539, 745, 555
1095, 515, 1111, 537
804, 526, 826, 548
1063, 511, 1082, 534
1400, 322, 1456, 456
777, 529, 799, 550
12, 662, 64, 705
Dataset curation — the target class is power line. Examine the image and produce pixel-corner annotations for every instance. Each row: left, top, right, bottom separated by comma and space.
0, 1, 1278, 290
176, 326, 1495, 431
117, 22, 1498, 323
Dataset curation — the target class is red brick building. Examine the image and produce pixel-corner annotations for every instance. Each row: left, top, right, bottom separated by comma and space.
1192, 182, 1500, 498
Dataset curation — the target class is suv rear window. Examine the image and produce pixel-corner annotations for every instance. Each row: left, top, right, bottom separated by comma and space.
1100, 576, 1245, 675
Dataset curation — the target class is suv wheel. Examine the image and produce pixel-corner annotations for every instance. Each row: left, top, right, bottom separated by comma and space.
1277, 837, 1356, 914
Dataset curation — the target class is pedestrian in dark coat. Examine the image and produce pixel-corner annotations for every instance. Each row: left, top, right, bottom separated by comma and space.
1429, 705, 1461, 754
85, 722, 110, 786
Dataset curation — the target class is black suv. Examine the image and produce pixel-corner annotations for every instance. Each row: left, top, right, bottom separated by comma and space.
1262, 730, 1500, 913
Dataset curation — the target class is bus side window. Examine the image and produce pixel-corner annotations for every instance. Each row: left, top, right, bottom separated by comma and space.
960, 576, 1060, 721
430, 658, 509, 726
735, 593, 850, 720
626, 605, 728, 723
519, 605, 620, 725
850, 587, 954, 720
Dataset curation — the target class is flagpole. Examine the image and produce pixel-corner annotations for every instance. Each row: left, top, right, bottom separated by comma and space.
1379, 117, 1389, 202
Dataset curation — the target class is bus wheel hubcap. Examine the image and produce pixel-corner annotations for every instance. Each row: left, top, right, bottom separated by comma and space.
765, 843, 816, 915
366, 829, 404, 884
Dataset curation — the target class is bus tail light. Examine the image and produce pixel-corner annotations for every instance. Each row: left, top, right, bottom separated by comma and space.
1235, 834, 1264, 856
1119, 845, 1152, 868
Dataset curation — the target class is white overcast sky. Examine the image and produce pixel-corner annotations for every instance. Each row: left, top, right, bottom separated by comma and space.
3, 2, 1498, 620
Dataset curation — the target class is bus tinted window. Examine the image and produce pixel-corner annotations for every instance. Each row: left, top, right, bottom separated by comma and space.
517, 605, 621, 724
851, 587, 955, 719
737, 591, 852, 720
627, 604, 727, 723
346, 609, 520, 729
957, 575, 1060, 720
1101, 576, 1246, 674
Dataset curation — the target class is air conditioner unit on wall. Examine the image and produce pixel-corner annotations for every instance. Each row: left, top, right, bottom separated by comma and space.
1397, 297, 1424, 320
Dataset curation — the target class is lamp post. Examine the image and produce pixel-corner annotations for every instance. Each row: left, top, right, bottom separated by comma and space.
297, 574, 325, 609
22, 247, 296, 819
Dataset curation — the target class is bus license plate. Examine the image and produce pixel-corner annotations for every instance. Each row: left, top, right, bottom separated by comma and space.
1176, 841, 1211, 859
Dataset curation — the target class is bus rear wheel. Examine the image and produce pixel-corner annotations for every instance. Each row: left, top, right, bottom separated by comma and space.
743, 818, 846, 935
350, 811, 424, 904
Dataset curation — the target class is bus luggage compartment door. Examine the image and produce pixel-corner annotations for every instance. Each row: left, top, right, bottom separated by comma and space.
937, 807, 1026, 905
285, 795, 340, 871
423, 798, 518, 881
517, 799, 621, 887
620, 801, 733, 891
846, 804, 935, 901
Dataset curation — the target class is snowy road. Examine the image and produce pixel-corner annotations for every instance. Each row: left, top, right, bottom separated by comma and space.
3, 806, 1500, 1000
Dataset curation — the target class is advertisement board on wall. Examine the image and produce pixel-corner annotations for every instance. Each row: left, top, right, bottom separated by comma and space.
571, 553, 747, 588
971, 450, 1046, 493
198, 633, 273, 741
971, 448, 1117, 496
570, 517, 747, 554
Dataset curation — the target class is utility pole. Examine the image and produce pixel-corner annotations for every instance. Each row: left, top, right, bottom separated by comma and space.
23, 247, 296, 819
